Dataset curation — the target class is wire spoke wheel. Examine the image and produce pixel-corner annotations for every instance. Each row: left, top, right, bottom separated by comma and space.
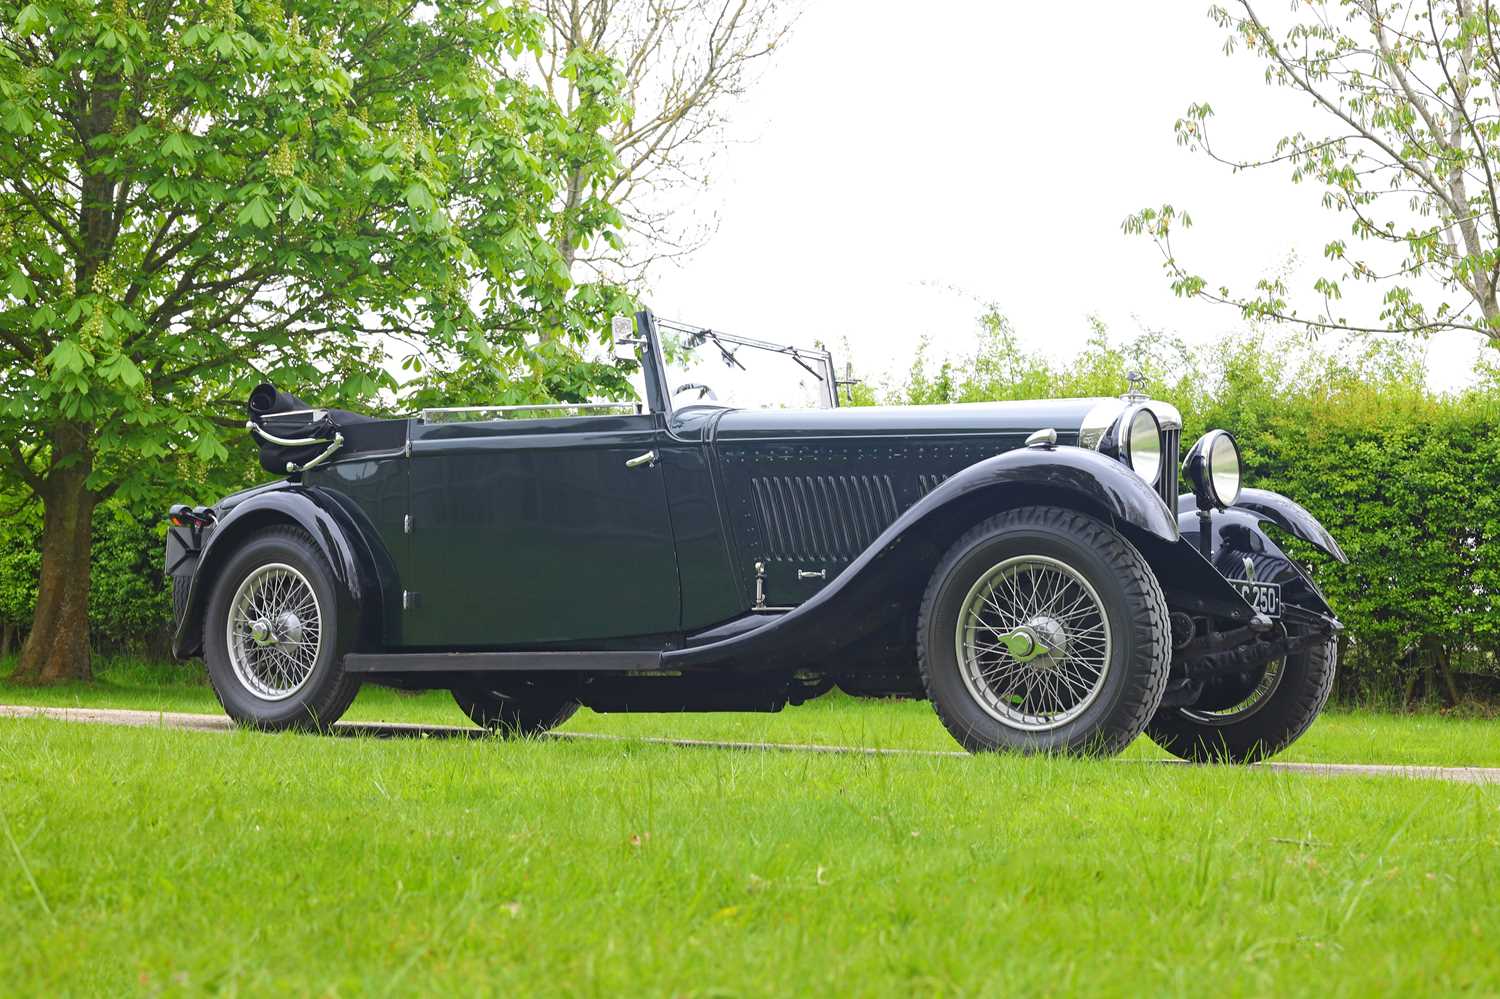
225, 562, 323, 701
954, 555, 1113, 731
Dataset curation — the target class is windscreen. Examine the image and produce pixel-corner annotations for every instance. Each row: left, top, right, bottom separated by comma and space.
655, 319, 839, 411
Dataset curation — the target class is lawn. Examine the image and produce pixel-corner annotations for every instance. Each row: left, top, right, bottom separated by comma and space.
1, 710, 1498, 995
2, 656, 1500, 767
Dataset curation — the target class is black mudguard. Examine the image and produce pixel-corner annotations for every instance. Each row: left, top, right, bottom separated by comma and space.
171, 484, 393, 659
1177, 491, 1341, 619
1229, 488, 1348, 563
668, 445, 1189, 673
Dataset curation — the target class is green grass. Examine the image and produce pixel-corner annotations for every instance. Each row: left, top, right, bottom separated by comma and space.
3, 656, 1499, 767
3, 658, 1500, 993
1, 715, 1498, 995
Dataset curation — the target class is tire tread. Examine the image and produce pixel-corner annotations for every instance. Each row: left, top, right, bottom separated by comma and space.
1147, 639, 1336, 763
205, 524, 360, 731
917, 506, 1171, 755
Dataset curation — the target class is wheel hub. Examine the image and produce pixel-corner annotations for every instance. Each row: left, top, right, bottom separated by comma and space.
954, 555, 1114, 731
249, 618, 276, 647
276, 611, 305, 646
226, 562, 323, 701
996, 617, 1069, 665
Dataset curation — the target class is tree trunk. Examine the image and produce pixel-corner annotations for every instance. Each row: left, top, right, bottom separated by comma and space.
1, 622, 14, 659
554, 166, 585, 271
1435, 642, 1462, 707
13, 423, 96, 684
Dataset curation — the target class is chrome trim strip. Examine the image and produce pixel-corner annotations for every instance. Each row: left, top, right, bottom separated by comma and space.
419, 402, 643, 422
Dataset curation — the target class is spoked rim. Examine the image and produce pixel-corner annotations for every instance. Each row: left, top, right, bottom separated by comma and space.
225, 562, 323, 701
1179, 657, 1286, 725
954, 555, 1114, 731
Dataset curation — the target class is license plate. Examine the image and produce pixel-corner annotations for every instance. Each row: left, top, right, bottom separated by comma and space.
1232, 579, 1282, 619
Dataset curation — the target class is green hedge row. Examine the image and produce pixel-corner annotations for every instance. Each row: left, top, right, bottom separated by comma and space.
0, 498, 176, 659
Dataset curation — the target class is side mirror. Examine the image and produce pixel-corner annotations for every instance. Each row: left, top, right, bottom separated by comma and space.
611, 314, 643, 363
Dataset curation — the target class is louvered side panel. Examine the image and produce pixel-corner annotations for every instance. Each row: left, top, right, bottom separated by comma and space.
917, 473, 949, 498
749, 473, 900, 560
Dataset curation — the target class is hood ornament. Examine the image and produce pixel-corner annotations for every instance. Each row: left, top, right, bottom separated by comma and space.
1124, 370, 1147, 402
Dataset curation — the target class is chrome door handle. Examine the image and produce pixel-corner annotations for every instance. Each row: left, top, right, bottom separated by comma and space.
625, 449, 658, 468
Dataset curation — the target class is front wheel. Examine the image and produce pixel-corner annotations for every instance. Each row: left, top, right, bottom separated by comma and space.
1146, 638, 1336, 763
203, 525, 360, 731
917, 506, 1171, 756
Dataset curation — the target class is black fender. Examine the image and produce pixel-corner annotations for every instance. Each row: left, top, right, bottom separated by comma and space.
1230, 488, 1348, 563
668, 444, 1188, 672
1177, 489, 1347, 564
171, 484, 392, 659
1176, 497, 1337, 619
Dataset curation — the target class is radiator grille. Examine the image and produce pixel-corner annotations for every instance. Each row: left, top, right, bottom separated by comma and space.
1159, 427, 1180, 517
750, 474, 900, 561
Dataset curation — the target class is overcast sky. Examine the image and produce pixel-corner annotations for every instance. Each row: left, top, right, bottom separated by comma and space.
645, 0, 1490, 397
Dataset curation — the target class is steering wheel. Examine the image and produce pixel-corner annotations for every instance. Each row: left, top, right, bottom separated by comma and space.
675, 382, 718, 401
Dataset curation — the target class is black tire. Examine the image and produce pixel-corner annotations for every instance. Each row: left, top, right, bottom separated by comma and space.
451, 678, 579, 736
1146, 638, 1336, 763
203, 526, 360, 731
917, 506, 1171, 756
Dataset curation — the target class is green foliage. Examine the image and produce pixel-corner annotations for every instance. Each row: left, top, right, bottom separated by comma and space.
0, 492, 219, 653
87, 501, 170, 651
1, 0, 640, 676
866, 306, 1500, 703
0, 0, 632, 503
0, 491, 40, 632
1124, 2, 1500, 345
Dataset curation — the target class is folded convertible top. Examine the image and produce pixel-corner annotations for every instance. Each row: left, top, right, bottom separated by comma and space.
245, 383, 407, 476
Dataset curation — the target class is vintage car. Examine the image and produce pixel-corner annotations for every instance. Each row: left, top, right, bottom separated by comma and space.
166, 310, 1345, 761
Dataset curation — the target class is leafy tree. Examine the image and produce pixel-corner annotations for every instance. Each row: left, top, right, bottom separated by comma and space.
1124, 1, 1500, 349
0, 0, 631, 682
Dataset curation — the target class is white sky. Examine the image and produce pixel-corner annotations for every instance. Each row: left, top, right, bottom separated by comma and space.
645, 0, 1492, 397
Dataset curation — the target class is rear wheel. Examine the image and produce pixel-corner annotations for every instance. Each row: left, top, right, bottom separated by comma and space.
451, 678, 579, 736
917, 506, 1171, 755
1146, 637, 1336, 763
203, 526, 360, 731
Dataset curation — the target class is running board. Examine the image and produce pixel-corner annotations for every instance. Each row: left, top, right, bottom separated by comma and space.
343, 650, 664, 674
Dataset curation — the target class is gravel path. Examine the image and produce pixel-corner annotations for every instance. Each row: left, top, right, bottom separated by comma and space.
2, 703, 1498, 784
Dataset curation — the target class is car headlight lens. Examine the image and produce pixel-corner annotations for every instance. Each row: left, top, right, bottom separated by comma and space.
1123, 407, 1162, 485
1208, 431, 1242, 506
1184, 429, 1243, 508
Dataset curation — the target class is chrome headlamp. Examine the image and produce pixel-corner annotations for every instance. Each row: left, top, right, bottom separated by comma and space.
1121, 405, 1162, 486
1183, 429, 1242, 509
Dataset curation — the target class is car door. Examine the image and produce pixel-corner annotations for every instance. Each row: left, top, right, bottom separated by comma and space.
401, 410, 681, 647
